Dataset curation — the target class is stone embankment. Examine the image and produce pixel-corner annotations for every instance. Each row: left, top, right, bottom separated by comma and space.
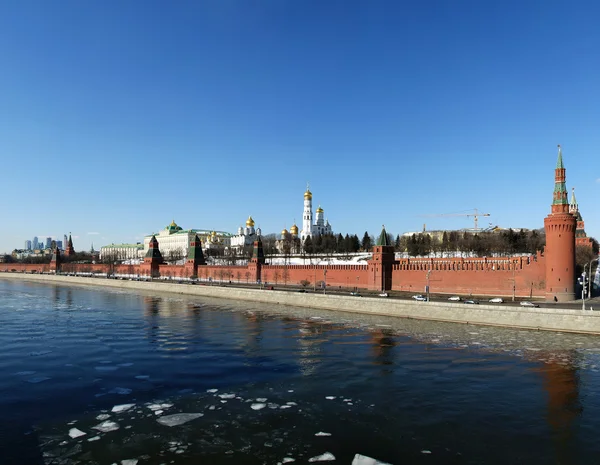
2, 273, 600, 335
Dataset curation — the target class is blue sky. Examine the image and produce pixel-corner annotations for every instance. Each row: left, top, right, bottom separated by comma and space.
1, 0, 599, 252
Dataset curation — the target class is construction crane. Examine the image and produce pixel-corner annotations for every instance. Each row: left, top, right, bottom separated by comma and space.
419, 208, 491, 231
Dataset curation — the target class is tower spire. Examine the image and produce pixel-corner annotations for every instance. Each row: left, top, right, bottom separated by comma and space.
551, 144, 569, 212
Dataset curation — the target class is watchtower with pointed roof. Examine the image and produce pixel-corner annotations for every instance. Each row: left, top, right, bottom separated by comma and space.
185, 234, 206, 278
64, 234, 75, 257
142, 235, 163, 278
569, 188, 593, 249
50, 245, 61, 273
368, 225, 395, 291
544, 145, 577, 302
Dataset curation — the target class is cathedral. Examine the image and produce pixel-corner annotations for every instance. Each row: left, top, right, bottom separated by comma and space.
276, 185, 333, 253
230, 216, 262, 253
300, 185, 333, 241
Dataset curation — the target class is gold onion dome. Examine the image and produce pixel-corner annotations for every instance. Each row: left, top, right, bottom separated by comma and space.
211, 231, 217, 237
281, 228, 289, 236
246, 216, 255, 227
290, 224, 298, 235
304, 189, 312, 200
316, 205, 324, 213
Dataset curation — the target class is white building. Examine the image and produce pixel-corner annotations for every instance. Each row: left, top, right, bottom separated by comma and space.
100, 243, 144, 261
300, 186, 333, 241
230, 216, 262, 252
143, 220, 232, 260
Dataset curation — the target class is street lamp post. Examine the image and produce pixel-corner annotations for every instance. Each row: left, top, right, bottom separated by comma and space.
426, 269, 432, 302
581, 265, 588, 311
588, 257, 599, 303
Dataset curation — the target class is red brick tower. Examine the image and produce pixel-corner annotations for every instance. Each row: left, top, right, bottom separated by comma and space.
368, 225, 395, 291
185, 234, 206, 278
142, 235, 163, 278
247, 234, 265, 283
50, 245, 61, 273
64, 233, 75, 257
544, 145, 577, 302
569, 188, 593, 249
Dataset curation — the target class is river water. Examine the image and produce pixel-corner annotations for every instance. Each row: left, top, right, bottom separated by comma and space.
1, 279, 600, 465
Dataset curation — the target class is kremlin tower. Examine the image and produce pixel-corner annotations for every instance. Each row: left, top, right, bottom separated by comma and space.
544, 145, 577, 302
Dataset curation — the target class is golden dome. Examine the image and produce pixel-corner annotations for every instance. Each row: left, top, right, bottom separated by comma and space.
211, 231, 217, 237
281, 228, 289, 236
290, 224, 298, 235
316, 205, 324, 213
304, 189, 312, 200
246, 216, 255, 227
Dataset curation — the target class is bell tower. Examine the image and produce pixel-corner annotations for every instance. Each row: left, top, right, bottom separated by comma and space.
544, 145, 577, 302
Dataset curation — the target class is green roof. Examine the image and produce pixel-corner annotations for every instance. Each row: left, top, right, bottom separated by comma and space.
556, 145, 564, 169
376, 226, 391, 246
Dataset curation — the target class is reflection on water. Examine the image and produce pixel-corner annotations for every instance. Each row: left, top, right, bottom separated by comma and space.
1, 279, 600, 464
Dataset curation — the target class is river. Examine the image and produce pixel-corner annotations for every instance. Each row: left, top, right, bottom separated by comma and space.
1, 279, 600, 464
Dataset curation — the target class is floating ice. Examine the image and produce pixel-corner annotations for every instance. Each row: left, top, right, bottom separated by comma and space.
27, 376, 51, 384
286, 402, 297, 406
315, 432, 332, 437
147, 403, 173, 411
112, 403, 135, 413
92, 421, 120, 433
96, 414, 111, 420
155, 410, 163, 415
282, 459, 296, 463
308, 452, 336, 462
280, 405, 291, 409
256, 397, 267, 402
218, 393, 236, 399
87, 436, 100, 442
156, 413, 204, 427
251, 403, 266, 410
121, 460, 138, 465
206, 388, 218, 393
352, 453, 391, 465
95, 366, 119, 371
68, 428, 86, 438
325, 396, 336, 400
421, 450, 432, 454
109, 387, 132, 395
288, 390, 294, 393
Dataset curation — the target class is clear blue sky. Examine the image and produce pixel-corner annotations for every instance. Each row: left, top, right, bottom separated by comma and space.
1, 0, 599, 253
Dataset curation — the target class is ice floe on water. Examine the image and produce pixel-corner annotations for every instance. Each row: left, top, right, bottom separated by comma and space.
314, 431, 331, 436
308, 452, 336, 461
218, 393, 236, 399
92, 420, 120, 432
96, 413, 111, 420
111, 403, 135, 413
68, 428, 86, 438
352, 454, 391, 465
26, 376, 51, 383
156, 413, 203, 427
108, 387, 132, 395
206, 388, 218, 393
251, 403, 266, 410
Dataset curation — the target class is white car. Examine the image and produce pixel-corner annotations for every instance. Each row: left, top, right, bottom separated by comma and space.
489, 297, 504, 304
448, 296, 461, 301
412, 294, 427, 301
520, 301, 540, 308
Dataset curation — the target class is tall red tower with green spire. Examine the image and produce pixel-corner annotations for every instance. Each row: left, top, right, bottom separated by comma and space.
544, 145, 577, 302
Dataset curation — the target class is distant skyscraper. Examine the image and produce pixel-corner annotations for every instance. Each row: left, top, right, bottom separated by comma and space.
64, 234, 68, 248
33, 236, 39, 250
45, 237, 52, 249
56, 240, 63, 250
25, 240, 32, 250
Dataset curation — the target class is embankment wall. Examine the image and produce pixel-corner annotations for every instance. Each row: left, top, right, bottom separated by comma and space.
1, 273, 598, 335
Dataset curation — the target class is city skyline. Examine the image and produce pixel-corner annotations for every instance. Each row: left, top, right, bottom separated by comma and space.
2, 1, 599, 252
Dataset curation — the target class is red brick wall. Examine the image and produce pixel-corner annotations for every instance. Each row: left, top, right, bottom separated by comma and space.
262, 264, 369, 288
391, 253, 546, 297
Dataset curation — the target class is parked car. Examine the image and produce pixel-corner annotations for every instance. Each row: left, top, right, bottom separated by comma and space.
351, 291, 362, 297
464, 299, 479, 304
448, 296, 461, 301
489, 297, 504, 304
379, 292, 389, 298
520, 301, 539, 308
412, 295, 427, 301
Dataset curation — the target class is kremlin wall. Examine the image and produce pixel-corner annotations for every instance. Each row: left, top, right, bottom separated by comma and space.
1, 147, 589, 302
